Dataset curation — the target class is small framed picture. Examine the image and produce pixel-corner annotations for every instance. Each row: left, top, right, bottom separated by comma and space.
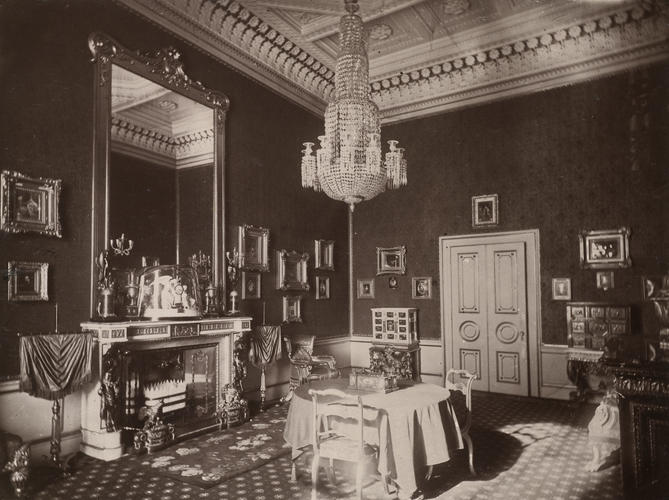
282, 295, 302, 323
314, 239, 334, 271
552, 278, 571, 301
357, 279, 375, 299
579, 227, 631, 269
596, 271, 615, 291
472, 194, 498, 228
412, 277, 432, 299
276, 250, 309, 291
388, 276, 399, 289
7, 261, 49, 301
238, 224, 270, 272
241, 271, 261, 300
315, 276, 330, 300
1, 170, 62, 237
376, 246, 406, 275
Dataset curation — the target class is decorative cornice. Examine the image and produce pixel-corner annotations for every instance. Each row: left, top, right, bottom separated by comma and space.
111, 117, 214, 168
372, 4, 669, 123
116, 1, 669, 123
115, 0, 331, 115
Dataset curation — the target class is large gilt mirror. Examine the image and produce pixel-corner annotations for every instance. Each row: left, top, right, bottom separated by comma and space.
88, 33, 228, 318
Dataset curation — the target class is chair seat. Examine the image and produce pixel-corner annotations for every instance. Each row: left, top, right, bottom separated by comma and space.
319, 435, 377, 462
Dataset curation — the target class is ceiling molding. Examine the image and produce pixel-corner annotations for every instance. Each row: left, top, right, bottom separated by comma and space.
116, 0, 669, 123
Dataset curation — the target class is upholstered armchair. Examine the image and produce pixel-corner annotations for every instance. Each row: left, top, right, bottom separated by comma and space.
281, 334, 339, 403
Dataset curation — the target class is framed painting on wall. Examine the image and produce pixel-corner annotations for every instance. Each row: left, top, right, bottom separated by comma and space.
282, 295, 302, 323
242, 271, 261, 299
1, 170, 62, 237
357, 279, 375, 299
412, 277, 432, 299
276, 250, 309, 291
7, 261, 49, 301
551, 278, 571, 301
472, 194, 498, 228
579, 227, 631, 269
238, 224, 269, 272
315, 276, 330, 300
314, 239, 334, 271
376, 246, 406, 275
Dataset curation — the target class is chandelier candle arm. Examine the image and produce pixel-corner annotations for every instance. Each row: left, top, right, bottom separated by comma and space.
299, 0, 407, 211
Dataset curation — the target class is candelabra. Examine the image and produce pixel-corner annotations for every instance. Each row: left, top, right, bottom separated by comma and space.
225, 248, 240, 315
110, 233, 134, 256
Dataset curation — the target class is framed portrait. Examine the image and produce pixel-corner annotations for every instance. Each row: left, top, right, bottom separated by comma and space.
315, 276, 330, 300
376, 246, 406, 275
1, 170, 62, 237
551, 278, 571, 301
579, 227, 631, 269
241, 271, 261, 299
7, 261, 49, 301
276, 250, 309, 291
314, 239, 334, 271
412, 277, 432, 299
596, 271, 615, 291
357, 279, 375, 299
472, 194, 498, 228
388, 276, 399, 289
238, 224, 269, 272
282, 295, 302, 323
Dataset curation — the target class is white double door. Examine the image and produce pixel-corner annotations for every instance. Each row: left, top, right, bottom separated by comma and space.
442, 238, 529, 396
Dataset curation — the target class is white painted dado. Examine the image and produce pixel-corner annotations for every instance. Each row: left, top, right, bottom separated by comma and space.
540, 344, 575, 400
0, 381, 82, 460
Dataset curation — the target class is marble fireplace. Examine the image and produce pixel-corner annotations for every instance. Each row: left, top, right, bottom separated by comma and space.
79, 317, 251, 460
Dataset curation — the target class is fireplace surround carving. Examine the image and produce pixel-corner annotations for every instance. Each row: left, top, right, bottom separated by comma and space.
80, 316, 251, 460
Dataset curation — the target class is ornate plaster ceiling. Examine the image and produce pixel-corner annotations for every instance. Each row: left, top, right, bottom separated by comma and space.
117, 0, 669, 123
111, 65, 214, 168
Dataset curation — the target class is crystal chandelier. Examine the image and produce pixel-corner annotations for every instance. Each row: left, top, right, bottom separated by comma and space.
300, 0, 407, 211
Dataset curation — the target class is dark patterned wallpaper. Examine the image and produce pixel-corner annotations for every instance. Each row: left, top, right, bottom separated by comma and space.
353, 66, 668, 344
0, 0, 348, 379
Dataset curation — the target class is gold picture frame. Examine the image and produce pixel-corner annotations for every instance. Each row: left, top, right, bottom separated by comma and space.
315, 276, 330, 300
276, 250, 309, 291
551, 278, 571, 301
241, 271, 261, 299
357, 279, 375, 299
314, 239, 334, 271
472, 194, 498, 227
7, 261, 49, 301
376, 246, 406, 275
238, 224, 270, 272
1, 170, 62, 237
282, 295, 302, 323
579, 227, 631, 269
412, 277, 432, 299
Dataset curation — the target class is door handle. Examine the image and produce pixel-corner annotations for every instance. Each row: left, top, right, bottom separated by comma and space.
520, 331, 526, 341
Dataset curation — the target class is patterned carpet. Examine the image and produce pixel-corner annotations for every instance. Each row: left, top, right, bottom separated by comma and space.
4, 392, 622, 500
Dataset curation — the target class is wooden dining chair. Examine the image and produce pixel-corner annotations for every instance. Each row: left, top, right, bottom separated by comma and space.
446, 368, 476, 475
309, 388, 389, 500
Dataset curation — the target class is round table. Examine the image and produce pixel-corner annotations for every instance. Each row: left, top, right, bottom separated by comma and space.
283, 378, 464, 496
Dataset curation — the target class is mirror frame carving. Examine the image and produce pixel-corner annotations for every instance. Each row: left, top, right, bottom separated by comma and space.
88, 32, 230, 318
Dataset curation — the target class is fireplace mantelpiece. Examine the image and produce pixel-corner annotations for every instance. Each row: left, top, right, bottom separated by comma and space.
80, 317, 251, 461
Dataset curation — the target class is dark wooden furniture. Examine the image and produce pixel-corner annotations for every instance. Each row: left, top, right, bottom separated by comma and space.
566, 302, 631, 350
608, 362, 669, 498
368, 342, 421, 382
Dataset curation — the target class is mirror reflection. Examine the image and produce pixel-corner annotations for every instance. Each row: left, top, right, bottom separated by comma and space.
110, 64, 214, 269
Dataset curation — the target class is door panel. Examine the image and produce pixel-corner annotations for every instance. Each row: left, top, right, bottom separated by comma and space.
487, 243, 528, 395
450, 245, 488, 391
446, 240, 529, 396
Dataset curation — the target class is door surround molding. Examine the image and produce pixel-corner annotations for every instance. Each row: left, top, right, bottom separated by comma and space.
439, 229, 541, 397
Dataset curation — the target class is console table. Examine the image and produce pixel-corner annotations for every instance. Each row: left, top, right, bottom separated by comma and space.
79, 317, 251, 460
608, 362, 669, 498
